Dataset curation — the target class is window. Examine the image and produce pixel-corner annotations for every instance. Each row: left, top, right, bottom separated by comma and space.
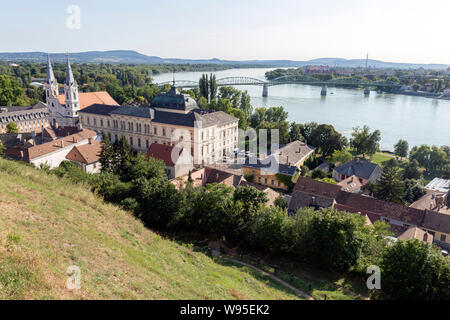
130, 137, 133, 146
146, 140, 149, 148
154, 127, 157, 134
163, 128, 166, 136
278, 181, 281, 187
258, 177, 261, 183
271, 180, 274, 186
100, 119, 104, 127
138, 138, 141, 148
441, 234, 447, 242
264, 178, 268, 184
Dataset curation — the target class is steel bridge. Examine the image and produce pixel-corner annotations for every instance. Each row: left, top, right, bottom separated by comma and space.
156, 75, 401, 97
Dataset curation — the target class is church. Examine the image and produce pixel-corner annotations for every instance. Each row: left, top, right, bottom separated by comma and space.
45, 54, 119, 127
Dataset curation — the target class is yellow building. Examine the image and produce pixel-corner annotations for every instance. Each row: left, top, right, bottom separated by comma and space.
242, 156, 298, 191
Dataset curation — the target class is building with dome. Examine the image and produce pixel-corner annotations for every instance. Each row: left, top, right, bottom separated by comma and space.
78, 82, 239, 165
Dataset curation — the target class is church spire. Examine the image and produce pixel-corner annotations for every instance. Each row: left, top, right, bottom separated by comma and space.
46, 53, 56, 84
65, 52, 76, 86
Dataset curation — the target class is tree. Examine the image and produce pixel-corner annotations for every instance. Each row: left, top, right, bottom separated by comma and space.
394, 139, 409, 159
310, 124, 348, 158
233, 186, 268, 218
209, 73, 217, 101
403, 159, 422, 180
274, 196, 287, 209
289, 122, 304, 142
374, 164, 404, 204
0, 75, 30, 106
248, 206, 292, 254
99, 133, 115, 173
350, 126, 381, 157
0, 141, 5, 157
429, 146, 447, 172
403, 180, 425, 204
300, 122, 318, 143
330, 149, 352, 165
409, 145, 431, 169
378, 240, 450, 300
6, 122, 19, 134
301, 208, 365, 271
199, 74, 209, 101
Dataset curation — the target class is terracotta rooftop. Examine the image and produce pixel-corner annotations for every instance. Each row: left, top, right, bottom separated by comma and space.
398, 226, 434, 244
335, 191, 425, 226
293, 176, 342, 198
24, 129, 97, 161
65, 140, 102, 164
338, 175, 363, 193
204, 167, 244, 188
421, 210, 450, 235
147, 143, 182, 167
58, 91, 119, 110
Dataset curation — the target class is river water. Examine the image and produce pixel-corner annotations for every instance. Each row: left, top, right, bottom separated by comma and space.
152, 68, 449, 150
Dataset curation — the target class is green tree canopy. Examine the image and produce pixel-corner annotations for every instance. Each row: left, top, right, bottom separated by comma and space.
379, 240, 450, 300
394, 139, 409, 158
350, 125, 381, 157
6, 122, 19, 134
310, 124, 348, 158
374, 163, 404, 204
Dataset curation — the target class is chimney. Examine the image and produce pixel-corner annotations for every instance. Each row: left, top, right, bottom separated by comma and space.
60, 140, 64, 148
286, 156, 289, 165
20, 150, 24, 159
77, 123, 83, 131
55, 123, 59, 129
88, 137, 93, 144
73, 136, 77, 143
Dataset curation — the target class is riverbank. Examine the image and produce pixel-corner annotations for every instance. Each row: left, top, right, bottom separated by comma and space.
153, 68, 450, 149
392, 90, 450, 100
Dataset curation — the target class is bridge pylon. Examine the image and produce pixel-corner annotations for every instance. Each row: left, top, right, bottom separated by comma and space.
320, 85, 327, 96
262, 84, 269, 97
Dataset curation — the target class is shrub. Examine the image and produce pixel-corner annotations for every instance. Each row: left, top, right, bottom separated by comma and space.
378, 240, 450, 300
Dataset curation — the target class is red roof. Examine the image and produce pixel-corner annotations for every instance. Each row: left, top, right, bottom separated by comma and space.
147, 143, 182, 167
65, 140, 102, 164
58, 91, 119, 110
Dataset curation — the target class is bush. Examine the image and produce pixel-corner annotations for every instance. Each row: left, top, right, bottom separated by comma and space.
300, 208, 366, 271
378, 240, 450, 300
247, 207, 293, 254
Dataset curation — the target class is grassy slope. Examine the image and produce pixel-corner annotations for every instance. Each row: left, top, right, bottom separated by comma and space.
0, 158, 300, 300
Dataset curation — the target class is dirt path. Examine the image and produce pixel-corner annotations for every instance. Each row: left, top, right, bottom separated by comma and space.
223, 257, 314, 300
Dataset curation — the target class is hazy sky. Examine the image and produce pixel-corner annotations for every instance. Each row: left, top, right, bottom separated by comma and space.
1, 0, 449, 64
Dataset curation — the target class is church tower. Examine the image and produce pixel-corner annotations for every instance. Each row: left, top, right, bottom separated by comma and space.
63, 53, 80, 125
45, 54, 58, 100
45, 54, 61, 127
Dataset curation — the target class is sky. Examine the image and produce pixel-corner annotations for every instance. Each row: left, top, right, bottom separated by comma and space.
0, 0, 449, 64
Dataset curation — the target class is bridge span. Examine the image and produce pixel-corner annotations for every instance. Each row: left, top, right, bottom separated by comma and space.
156, 75, 401, 97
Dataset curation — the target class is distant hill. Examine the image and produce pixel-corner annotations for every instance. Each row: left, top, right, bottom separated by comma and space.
0, 158, 299, 300
0, 50, 448, 70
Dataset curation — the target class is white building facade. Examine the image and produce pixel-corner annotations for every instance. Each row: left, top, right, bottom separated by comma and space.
78, 85, 239, 165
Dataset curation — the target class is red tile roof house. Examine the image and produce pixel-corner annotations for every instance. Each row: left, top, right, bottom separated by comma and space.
65, 140, 102, 173
17, 128, 98, 169
289, 176, 450, 249
147, 143, 193, 179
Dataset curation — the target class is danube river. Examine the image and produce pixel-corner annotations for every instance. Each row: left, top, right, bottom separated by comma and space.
152, 68, 450, 150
